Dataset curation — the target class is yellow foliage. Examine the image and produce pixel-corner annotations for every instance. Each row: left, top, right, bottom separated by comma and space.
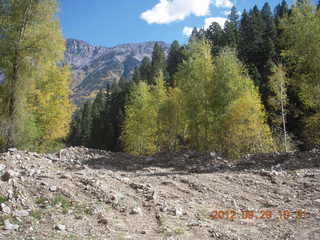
221, 91, 274, 158
121, 82, 158, 155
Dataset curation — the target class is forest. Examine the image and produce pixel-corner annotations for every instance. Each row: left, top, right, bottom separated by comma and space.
1, 0, 320, 158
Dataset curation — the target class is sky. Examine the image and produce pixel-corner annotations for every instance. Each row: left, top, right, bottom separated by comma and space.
58, 0, 292, 47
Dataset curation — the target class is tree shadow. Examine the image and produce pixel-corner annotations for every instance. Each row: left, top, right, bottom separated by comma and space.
81, 149, 320, 177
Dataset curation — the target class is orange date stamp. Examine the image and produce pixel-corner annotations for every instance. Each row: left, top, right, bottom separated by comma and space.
210, 209, 312, 220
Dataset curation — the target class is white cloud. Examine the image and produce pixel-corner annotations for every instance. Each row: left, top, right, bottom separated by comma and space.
215, 0, 234, 8
141, 0, 211, 24
182, 26, 194, 37
204, 17, 227, 29
223, 10, 231, 16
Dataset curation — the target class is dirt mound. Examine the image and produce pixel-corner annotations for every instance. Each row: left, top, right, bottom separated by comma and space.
0, 147, 319, 239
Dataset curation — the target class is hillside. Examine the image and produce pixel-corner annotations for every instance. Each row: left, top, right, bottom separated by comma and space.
1, 148, 319, 239
65, 39, 170, 105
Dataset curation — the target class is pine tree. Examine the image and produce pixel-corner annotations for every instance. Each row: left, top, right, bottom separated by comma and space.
166, 41, 184, 87
119, 75, 129, 91
206, 22, 224, 55
90, 90, 106, 148
151, 43, 166, 85
189, 27, 200, 42
80, 102, 92, 146
139, 57, 152, 83
132, 67, 141, 83
224, 6, 240, 48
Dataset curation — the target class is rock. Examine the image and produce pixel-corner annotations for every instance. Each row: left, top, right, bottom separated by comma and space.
8, 148, 17, 152
130, 207, 143, 215
0, 164, 6, 172
1, 171, 11, 181
314, 199, 320, 206
98, 218, 108, 225
13, 210, 29, 217
0, 203, 11, 214
49, 186, 57, 192
122, 177, 130, 183
3, 220, 19, 230
210, 152, 217, 158
174, 207, 183, 217
55, 224, 66, 231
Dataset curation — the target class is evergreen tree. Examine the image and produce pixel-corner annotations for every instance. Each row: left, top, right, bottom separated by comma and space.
68, 109, 82, 146
274, 0, 289, 59
80, 102, 92, 146
90, 90, 106, 148
119, 75, 129, 91
189, 27, 200, 42
132, 67, 141, 83
224, 6, 240, 48
166, 41, 184, 87
206, 22, 225, 55
139, 57, 152, 83
111, 79, 121, 94
150, 43, 166, 85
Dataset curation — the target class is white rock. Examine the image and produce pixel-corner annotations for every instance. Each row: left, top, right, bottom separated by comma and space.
55, 224, 66, 231
13, 210, 29, 217
130, 207, 143, 215
0, 164, 6, 172
49, 186, 57, 192
0, 203, 11, 214
3, 220, 19, 230
174, 207, 183, 216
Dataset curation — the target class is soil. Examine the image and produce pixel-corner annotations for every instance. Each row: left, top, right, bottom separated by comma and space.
0, 147, 319, 240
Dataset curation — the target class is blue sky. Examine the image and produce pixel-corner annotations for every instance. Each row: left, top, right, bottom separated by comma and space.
58, 0, 292, 47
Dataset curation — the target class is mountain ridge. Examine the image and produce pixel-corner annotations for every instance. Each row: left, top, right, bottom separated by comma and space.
65, 38, 170, 105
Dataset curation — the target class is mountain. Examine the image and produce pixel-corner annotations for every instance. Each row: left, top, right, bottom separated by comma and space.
65, 39, 170, 105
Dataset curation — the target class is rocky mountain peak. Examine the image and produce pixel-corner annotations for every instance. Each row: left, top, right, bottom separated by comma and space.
64, 38, 170, 106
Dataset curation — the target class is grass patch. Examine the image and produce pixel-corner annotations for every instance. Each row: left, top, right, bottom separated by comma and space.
31, 210, 43, 220
174, 227, 186, 235
0, 195, 8, 204
52, 194, 71, 212
35, 196, 49, 205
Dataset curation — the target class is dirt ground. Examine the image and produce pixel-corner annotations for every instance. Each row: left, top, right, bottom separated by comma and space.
0, 147, 319, 240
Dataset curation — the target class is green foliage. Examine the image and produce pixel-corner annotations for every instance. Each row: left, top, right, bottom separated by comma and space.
175, 40, 215, 151
267, 64, 291, 151
0, 195, 8, 204
151, 43, 167, 85
121, 82, 157, 155
280, 0, 320, 147
0, 0, 72, 152
221, 91, 274, 158
166, 41, 185, 87
213, 49, 273, 157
